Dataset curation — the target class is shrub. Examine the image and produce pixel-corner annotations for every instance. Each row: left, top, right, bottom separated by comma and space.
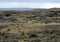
29, 34, 38, 38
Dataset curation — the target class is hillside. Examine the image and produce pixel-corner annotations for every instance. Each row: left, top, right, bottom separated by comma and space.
0, 8, 60, 42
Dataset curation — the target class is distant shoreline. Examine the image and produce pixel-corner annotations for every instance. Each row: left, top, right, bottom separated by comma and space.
0, 8, 48, 10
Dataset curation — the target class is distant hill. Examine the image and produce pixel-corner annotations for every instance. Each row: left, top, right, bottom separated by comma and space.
32, 8, 60, 11
48, 8, 60, 11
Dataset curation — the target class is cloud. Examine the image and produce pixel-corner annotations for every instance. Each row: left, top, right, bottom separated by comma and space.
0, 2, 60, 8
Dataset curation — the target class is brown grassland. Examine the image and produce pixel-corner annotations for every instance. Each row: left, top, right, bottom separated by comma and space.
0, 8, 60, 42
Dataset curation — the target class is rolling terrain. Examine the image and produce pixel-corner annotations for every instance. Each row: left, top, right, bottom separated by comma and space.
0, 8, 60, 42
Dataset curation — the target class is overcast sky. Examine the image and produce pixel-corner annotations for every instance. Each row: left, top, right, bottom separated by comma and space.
0, 0, 60, 8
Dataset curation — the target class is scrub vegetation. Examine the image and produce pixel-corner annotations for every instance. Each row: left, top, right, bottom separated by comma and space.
0, 8, 60, 42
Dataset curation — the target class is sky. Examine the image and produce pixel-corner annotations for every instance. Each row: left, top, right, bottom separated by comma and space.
0, 0, 60, 8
